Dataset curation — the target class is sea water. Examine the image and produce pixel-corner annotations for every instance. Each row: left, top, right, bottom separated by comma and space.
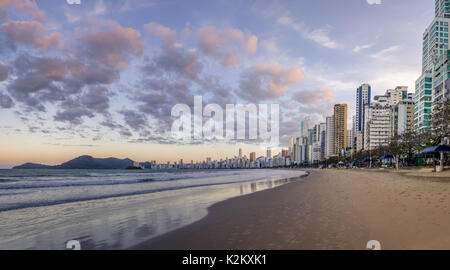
0, 169, 306, 250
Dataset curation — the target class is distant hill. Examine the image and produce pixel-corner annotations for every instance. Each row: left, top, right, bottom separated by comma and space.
13, 155, 136, 169
12, 163, 54, 169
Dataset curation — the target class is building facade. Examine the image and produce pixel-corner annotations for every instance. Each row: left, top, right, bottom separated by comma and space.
356, 84, 371, 132
391, 100, 415, 136
325, 116, 335, 158
415, 1, 450, 132
333, 104, 348, 154
364, 102, 392, 150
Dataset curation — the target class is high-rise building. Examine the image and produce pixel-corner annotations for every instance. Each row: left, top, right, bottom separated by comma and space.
300, 119, 309, 137
239, 148, 242, 158
436, 0, 450, 18
387, 86, 409, 106
319, 123, 327, 161
250, 152, 256, 162
433, 50, 450, 106
415, 0, 450, 132
364, 100, 391, 150
351, 115, 357, 153
333, 104, 347, 154
356, 84, 371, 132
325, 116, 335, 158
391, 100, 415, 136
346, 130, 353, 150
266, 148, 272, 159
288, 137, 295, 157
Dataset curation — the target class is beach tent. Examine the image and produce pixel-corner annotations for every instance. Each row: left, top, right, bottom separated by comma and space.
351, 161, 360, 165
422, 145, 450, 154
380, 155, 394, 160
362, 158, 371, 162
422, 145, 450, 172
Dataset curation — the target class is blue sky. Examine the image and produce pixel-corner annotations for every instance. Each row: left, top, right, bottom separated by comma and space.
0, 0, 437, 167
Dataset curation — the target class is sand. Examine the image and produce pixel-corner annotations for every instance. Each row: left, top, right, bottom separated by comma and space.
132, 169, 450, 250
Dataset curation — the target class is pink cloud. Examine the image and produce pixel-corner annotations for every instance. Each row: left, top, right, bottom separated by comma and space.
0, 21, 62, 50
197, 26, 232, 56
245, 34, 258, 54
239, 62, 306, 102
197, 26, 258, 66
78, 22, 144, 69
284, 68, 305, 83
144, 22, 176, 48
293, 87, 336, 105
0, 0, 45, 20
222, 48, 239, 67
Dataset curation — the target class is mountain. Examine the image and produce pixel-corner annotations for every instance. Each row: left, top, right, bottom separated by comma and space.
57, 155, 134, 169
13, 155, 135, 170
12, 163, 54, 169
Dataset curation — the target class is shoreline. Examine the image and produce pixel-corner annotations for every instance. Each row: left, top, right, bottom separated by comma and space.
131, 169, 450, 250
128, 170, 311, 250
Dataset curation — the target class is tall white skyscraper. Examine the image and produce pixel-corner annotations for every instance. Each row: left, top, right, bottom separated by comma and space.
415, 0, 450, 132
356, 84, 371, 132
325, 116, 335, 158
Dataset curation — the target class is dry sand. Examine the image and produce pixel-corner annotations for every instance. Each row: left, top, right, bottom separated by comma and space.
132, 169, 450, 250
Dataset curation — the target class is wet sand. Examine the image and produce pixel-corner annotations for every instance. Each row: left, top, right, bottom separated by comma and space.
132, 169, 450, 250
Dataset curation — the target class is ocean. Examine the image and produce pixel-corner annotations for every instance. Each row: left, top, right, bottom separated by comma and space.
0, 169, 307, 250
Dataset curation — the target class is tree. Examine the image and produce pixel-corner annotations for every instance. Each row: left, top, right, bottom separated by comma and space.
431, 99, 450, 144
388, 134, 403, 170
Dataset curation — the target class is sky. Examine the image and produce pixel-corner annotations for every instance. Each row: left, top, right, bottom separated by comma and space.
0, 0, 436, 168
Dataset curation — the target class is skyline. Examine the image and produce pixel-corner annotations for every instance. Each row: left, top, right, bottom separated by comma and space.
0, 0, 437, 168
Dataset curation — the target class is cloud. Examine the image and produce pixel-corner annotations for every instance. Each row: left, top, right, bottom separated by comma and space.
78, 22, 144, 69
0, 61, 7, 81
0, 0, 45, 20
245, 34, 258, 54
197, 26, 258, 66
198, 26, 241, 55
293, 87, 335, 105
144, 22, 176, 48
80, 86, 110, 114
369, 45, 401, 60
0, 92, 13, 108
352, 43, 374, 53
54, 102, 94, 125
143, 44, 203, 80
120, 109, 148, 132
261, 40, 278, 53
93, 0, 106, 15
222, 48, 239, 67
54, 86, 111, 124
238, 62, 306, 102
0, 21, 62, 51
277, 15, 342, 49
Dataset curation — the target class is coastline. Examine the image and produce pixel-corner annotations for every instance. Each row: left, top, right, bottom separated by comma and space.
131, 169, 450, 250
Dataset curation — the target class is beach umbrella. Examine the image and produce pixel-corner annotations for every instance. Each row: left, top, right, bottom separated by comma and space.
362, 158, 371, 162
380, 155, 394, 160
351, 161, 360, 165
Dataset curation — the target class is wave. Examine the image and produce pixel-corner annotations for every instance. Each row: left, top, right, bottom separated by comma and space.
0, 176, 302, 212
0, 178, 156, 190
0, 170, 253, 190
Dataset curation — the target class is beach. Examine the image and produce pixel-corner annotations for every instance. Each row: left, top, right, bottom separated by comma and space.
133, 169, 450, 250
